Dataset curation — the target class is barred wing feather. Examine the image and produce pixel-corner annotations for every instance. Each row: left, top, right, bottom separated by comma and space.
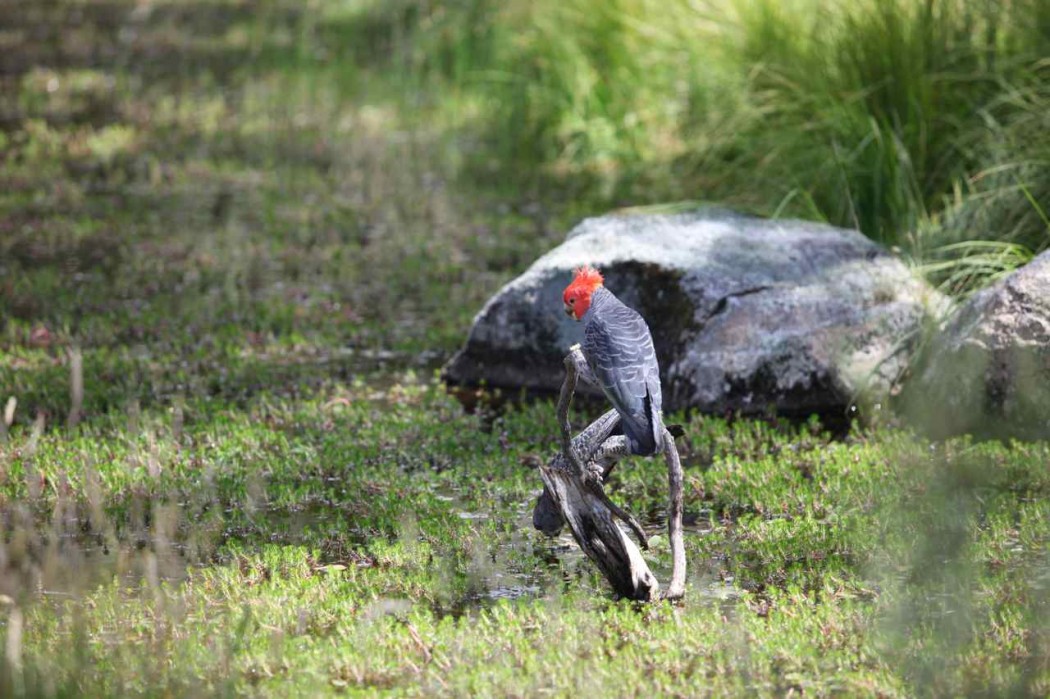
582, 290, 664, 455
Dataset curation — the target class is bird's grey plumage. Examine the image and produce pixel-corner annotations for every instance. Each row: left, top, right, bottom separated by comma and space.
582, 287, 664, 455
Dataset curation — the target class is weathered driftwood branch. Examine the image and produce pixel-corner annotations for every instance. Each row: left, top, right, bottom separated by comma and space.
533, 345, 687, 602
557, 347, 647, 544
534, 407, 616, 543
538, 460, 659, 601
557, 345, 593, 476
661, 426, 686, 600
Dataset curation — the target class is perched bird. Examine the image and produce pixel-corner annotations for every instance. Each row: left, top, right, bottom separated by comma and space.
562, 266, 664, 456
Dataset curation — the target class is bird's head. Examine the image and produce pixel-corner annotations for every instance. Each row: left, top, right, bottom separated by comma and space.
562, 266, 604, 321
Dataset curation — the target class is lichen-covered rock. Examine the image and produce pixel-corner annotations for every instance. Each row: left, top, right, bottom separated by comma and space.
443, 208, 944, 418
905, 251, 1050, 440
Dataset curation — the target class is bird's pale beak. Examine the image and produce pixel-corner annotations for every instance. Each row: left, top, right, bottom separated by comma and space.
564, 304, 575, 319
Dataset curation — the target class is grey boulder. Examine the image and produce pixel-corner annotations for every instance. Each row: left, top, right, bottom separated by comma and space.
443, 208, 944, 418
905, 251, 1050, 440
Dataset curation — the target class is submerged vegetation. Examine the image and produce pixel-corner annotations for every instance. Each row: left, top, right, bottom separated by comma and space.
0, 0, 1048, 696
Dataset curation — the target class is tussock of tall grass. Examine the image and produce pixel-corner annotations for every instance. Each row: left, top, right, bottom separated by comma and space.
351, 0, 1050, 288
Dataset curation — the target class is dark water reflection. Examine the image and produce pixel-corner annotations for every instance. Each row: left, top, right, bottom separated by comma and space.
0, 481, 739, 617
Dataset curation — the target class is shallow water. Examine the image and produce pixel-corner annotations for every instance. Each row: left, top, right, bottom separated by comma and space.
0, 467, 739, 616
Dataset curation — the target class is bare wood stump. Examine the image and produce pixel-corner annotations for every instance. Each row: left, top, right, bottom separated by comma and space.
532, 345, 686, 602
539, 466, 659, 601
539, 427, 659, 601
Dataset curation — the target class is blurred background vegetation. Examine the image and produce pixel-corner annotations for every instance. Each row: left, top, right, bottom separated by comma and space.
3, 0, 1049, 416
1, 0, 1048, 454
368, 0, 1050, 286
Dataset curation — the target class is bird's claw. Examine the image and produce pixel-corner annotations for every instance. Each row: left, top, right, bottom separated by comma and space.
562, 437, 604, 486
582, 461, 605, 487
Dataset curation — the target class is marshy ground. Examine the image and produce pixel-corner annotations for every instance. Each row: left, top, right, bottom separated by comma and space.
1, 1, 1048, 696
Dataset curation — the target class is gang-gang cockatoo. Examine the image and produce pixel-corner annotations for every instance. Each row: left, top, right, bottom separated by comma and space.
562, 266, 665, 457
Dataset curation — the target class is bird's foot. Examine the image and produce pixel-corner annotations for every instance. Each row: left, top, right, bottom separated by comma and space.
581, 461, 605, 487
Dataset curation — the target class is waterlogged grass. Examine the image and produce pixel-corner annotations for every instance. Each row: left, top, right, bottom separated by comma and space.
0, 380, 1047, 696
1, 1, 1048, 696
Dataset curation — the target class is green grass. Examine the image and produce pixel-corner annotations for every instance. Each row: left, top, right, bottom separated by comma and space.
1, 1, 1048, 696
0, 383, 1047, 696
373, 0, 1050, 269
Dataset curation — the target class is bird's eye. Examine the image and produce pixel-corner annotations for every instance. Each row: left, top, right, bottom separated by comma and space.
569, 298, 575, 305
